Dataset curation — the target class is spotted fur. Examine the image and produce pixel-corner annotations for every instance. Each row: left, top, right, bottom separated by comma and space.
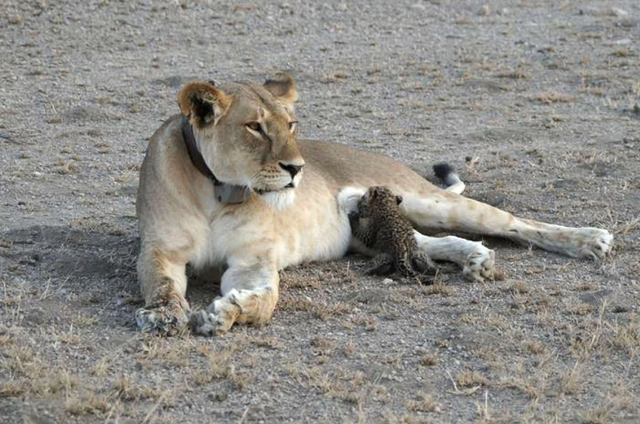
350, 186, 434, 284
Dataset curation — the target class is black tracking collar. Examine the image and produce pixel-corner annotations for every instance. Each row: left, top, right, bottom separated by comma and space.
181, 115, 251, 204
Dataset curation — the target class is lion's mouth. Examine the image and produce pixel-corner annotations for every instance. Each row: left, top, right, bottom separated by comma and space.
254, 183, 294, 195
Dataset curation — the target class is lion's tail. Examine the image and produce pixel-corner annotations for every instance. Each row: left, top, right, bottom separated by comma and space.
433, 163, 465, 195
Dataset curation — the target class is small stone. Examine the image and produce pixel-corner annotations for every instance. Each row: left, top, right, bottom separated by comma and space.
614, 38, 631, 45
382, 278, 394, 285
478, 5, 489, 16
8, 14, 23, 25
611, 7, 629, 17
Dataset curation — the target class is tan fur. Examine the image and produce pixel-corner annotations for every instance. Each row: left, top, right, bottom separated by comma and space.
135, 74, 613, 335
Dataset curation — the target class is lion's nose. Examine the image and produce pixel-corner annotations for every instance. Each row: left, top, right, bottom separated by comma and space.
279, 162, 304, 178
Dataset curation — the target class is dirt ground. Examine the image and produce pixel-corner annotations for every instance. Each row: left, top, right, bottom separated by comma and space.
1, 0, 639, 423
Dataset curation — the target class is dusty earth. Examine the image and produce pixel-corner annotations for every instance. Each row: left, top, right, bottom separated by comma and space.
1, 0, 640, 423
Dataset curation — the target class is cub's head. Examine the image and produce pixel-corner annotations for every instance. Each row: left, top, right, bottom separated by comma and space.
357, 186, 403, 217
177, 72, 304, 209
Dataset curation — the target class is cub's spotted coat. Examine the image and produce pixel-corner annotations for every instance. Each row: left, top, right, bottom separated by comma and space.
350, 186, 434, 284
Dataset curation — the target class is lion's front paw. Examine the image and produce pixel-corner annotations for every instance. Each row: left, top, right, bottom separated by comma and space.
574, 228, 613, 260
135, 300, 189, 335
189, 310, 229, 336
462, 245, 495, 283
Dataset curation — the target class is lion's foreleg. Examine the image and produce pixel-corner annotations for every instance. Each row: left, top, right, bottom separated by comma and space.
190, 257, 278, 336
135, 245, 190, 334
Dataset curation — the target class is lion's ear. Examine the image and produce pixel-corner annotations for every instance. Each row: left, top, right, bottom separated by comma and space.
177, 81, 230, 128
264, 72, 298, 109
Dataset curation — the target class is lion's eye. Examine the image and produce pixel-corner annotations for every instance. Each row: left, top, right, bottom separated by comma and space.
289, 121, 298, 132
246, 122, 263, 134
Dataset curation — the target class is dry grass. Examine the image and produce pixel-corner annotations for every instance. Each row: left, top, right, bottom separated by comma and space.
65, 393, 112, 416
609, 319, 640, 355
498, 373, 547, 401
615, 214, 640, 235
495, 69, 528, 79
419, 283, 457, 297
455, 370, 489, 388
191, 346, 235, 386
112, 375, 165, 401
278, 296, 351, 319
581, 389, 634, 424
523, 340, 546, 355
531, 91, 575, 104
404, 392, 439, 412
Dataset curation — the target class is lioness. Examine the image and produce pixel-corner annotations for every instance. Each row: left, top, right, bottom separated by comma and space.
136, 73, 613, 335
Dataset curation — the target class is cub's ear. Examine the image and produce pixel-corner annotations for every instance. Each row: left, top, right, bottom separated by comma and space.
177, 81, 231, 128
395, 195, 403, 205
264, 72, 298, 109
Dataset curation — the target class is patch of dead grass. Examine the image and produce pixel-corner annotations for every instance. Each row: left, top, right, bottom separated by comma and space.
609, 319, 640, 355
65, 393, 112, 416
560, 362, 583, 395
455, 370, 489, 388
419, 283, 457, 297
279, 296, 351, 320
112, 375, 165, 401
531, 91, 575, 104
523, 340, 546, 355
419, 353, 438, 367
191, 347, 234, 386
404, 392, 439, 412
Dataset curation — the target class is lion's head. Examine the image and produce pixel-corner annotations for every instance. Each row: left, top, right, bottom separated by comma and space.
177, 72, 304, 209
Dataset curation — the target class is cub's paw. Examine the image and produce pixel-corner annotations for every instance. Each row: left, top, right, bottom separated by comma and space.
135, 300, 189, 336
572, 228, 613, 260
462, 245, 495, 283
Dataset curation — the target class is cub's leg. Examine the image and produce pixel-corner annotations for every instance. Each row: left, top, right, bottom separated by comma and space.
411, 251, 438, 274
135, 245, 190, 334
189, 254, 279, 336
401, 191, 613, 260
364, 253, 395, 276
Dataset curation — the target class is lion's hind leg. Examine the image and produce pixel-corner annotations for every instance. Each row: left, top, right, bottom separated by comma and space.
401, 190, 612, 261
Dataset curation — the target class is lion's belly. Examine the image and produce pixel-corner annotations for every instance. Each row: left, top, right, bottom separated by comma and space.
188, 193, 352, 273
273, 195, 352, 270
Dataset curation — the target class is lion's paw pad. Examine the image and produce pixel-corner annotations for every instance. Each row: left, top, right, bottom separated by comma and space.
189, 310, 225, 336
576, 229, 613, 260
462, 246, 495, 282
135, 302, 188, 335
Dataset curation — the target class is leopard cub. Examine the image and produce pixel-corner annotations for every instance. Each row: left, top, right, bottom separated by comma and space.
349, 186, 435, 284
